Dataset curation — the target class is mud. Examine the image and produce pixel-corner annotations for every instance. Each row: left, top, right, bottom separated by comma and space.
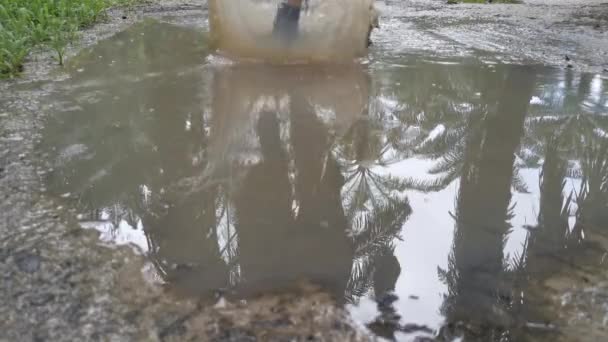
1, 0, 608, 341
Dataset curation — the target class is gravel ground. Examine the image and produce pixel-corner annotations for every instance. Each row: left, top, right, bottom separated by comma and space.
373, 0, 608, 73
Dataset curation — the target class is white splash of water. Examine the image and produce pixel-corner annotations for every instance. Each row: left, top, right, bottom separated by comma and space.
209, 0, 376, 62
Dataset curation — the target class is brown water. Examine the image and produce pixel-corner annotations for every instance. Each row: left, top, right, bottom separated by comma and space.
39, 20, 608, 340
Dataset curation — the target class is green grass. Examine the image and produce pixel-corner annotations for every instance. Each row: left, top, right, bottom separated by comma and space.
0, 0, 142, 78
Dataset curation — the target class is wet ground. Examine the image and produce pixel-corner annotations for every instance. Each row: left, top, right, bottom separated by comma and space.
1, 1, 608, 341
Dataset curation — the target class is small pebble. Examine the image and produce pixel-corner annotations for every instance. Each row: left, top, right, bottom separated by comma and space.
214, 297, 228, 309
30, 293, 55, 306
15, 253, 41, 273
525, 322, 557, 331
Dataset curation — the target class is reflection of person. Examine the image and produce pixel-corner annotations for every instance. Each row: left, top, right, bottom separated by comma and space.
141, 64, 391, 302
210, 65, 372, 300
233, 102, 355, 300
289, 94, 355, 299
234, 111, 294, 290
367, 249, 402, 340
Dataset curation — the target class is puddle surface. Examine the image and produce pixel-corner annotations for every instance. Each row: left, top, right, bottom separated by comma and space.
39, 21, 608, 340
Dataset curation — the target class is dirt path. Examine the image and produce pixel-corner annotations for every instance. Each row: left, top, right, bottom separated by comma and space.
372, 0, 608, 73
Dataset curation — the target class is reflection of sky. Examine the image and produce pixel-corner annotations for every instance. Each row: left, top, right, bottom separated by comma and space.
589, 75, 603, 105
395, 180, 455, 327
74, 82, 604, 337
348, 158, 453, 330
364, 158, 549, 330
506, 169, 538, 257
37, 16, 608, 341
349, 152, 587, 333
80, 213, 149, 253
535, 72, 607, 114
52, 19, 608, 336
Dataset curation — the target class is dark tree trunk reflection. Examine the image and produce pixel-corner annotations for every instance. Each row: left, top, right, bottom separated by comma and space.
442, 66, 536, 338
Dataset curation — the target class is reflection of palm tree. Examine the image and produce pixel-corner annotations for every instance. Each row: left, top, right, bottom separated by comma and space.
208, 65, 408, 302
382, 64, 535, 195
382, 61, 483, 160
334, 118, 411, 235
512, 137, 608, 341
521, 71, 608, 172
521, 73, 608, 270
525, 138, 573, 275
439, 67, 536, 339
331, 100, 411, 302
572, 140, 608, 240
522, 111, 608, 173
47, 41, 411, 305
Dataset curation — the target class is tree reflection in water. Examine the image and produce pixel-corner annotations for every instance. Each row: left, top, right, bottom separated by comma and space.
40, 21, 608, 341
136, 64, 412, 337
436, 66, 537, 340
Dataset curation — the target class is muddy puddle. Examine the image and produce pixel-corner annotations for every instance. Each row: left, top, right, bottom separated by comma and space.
34, 20, 608, 340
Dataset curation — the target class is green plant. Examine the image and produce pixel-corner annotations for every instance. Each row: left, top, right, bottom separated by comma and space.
0, 0, 143, 78
47, 19, 77, 66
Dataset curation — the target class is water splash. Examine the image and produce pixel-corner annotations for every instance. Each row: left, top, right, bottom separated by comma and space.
209, 0, 376, 62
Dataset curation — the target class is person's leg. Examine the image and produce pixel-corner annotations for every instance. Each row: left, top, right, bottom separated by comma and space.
368, 5, 379, 47
273, 0, 303, 42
